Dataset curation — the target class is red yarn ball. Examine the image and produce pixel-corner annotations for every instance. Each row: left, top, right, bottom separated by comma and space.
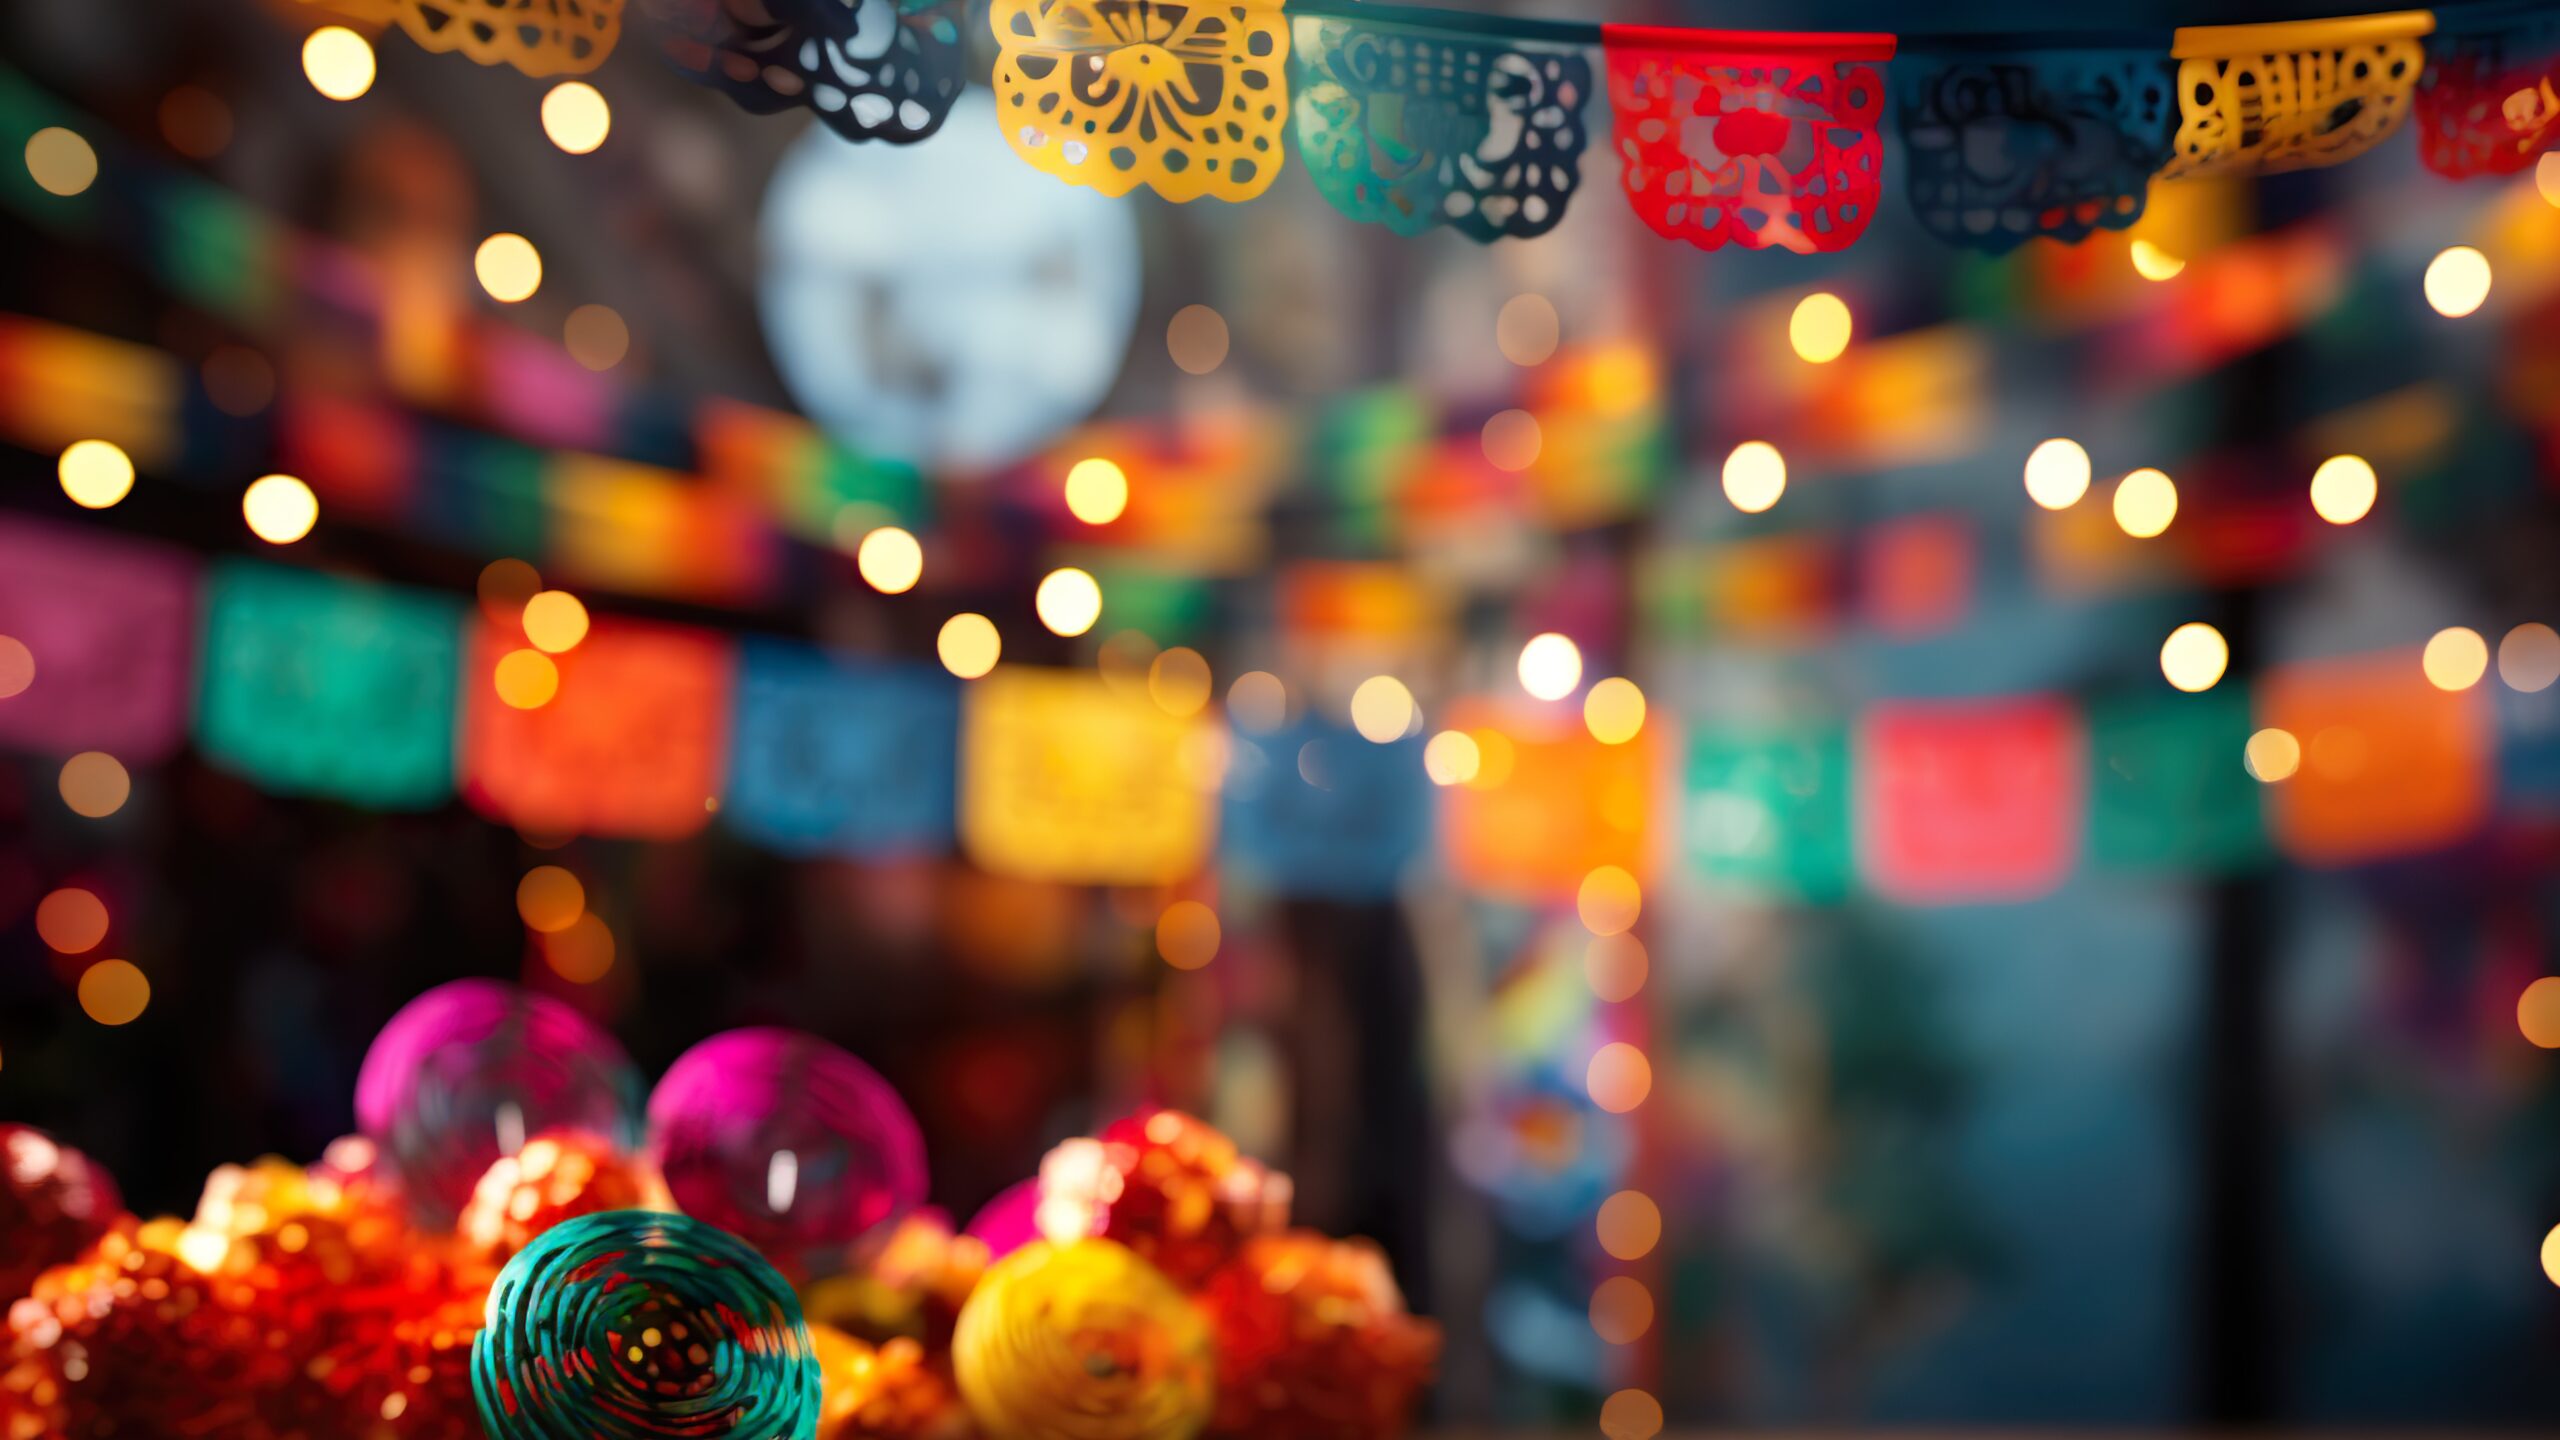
1198, 1231, 1440, 1440
1036, 1109, 1290, 1289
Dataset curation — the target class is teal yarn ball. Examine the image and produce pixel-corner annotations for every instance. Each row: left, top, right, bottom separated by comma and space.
472, 1209, 821, 1440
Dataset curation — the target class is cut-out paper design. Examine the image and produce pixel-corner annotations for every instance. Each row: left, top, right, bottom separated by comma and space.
1291, 10, 1591, 241
1438, 698, 1651, 903
2260, 649, 2491, 865
960, 666, 1215, 884
1602, 26, 1897, 254
2085, 690, 2266, 872
1859, 697, 2082, 904
196, 563, 463, 811
1224, 719, 1429, 899
380, 0, 625, 77
1684, 726, 1852, 900
644, 0, 969, 143
2163, 11, 2434, 178
2415, 7, 2560, 179
724, 642, 959, 857
1896, 48, 2176, 253
461, 617, 733, 839
991, 0, 1292, 201
0, 517, 193, 762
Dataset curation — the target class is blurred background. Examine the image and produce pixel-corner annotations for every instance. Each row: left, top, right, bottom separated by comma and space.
3, 0, 2559, 1430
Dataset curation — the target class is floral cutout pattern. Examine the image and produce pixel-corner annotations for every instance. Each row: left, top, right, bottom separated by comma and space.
992, 0, 1292, 202
1603, 27, 1898, 255
1897, 52, 2176, 253
645, 0, 967, 142
2163, 12, 2434, 178
383, 0, 624, 77
2415, 11, 2560, 179
1291, 13, 1592, 242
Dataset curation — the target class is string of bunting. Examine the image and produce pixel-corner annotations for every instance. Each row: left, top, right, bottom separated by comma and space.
5, 506, 2553, 908
288, 0, 2560, 253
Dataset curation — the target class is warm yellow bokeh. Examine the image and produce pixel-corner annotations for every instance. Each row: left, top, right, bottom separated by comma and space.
541, 81, 612, 154
35, 888, 109, 954
494, 648, 561, 709
2423, 245, 2491, 318
302, 26, 376, 101
521, 591, 590, 653
1577, 865, 1643, 936
1600, 1389, 1665, 1440
2024, 438, 2091, 510
516, 866, 586, 933
1585, 933, 1648, 1003
1589, 1276, 1654, 1344
2129, 239, 2185, 281
1597, 1191, 1662, 1261
1723, 440, 1786, 513
2160, 622, 2230, 693
475, 233, 543, 303
59, 752, 130, 818
1789, 291, 1853, 364
1155, 901, 1221, 970
1349, 675, 1417, 744
542, 912, 616, 984
1518, 632, 1583, 701
2309, 455, 2377, 525
25, 126, 98, 196
58, 439, 135, 509
2113, 468, 2178, 538
2244, 727, 2302, 783
1423, 730, 1481, 786
243, 474, 318, 543
1035, 568, 1103, 638
79, 959, 150, 1026
1063, 458, 1130, 525
2422, 626, 2489, 691
1147, 648, 1211, 718
938, 613, 1001, 679
856, 526, 924, 594
1584, 677, 1647, 745
2518, 977, 2560, 1050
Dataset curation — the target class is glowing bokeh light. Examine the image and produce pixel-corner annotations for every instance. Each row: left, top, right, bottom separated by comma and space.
521, 591, 590, 654
1228, 670, 1287, 731
1481, 408, 1542, 472
1349, 675, 1418, 743
2422, 626, 2489, 691
1467, 728, 1515, 788
1064, 457, 1129, 525
493, 649, 561, 709
1147, 647, 1211, 717
1585, 934, 1648, 1003
855, 526, 924, 594
1789, 291, 1852, 364
2307, 454, 2378, 525
2129, 238, 2185, 281
564, 304, 630, 370
1497, 293, 1560, 367
541, 912, 615, 984
2544, 1223, 2560, 1289
516, 866, 586, 933
1577, 865, 1642, 936
2244, 727, 2302, 783
1155, 900, 1221, 970
1587, 1044, 1651, 1113
2519, 977, 2560, 1049
2541, 152, 2560, 208
301, 27, 376, 101
57, 439, 134, 509
1589, 1276, 1654, 1344
35, 888, 108, 954
1518, 632, 1583, 701
1035, 568, 1104, 637
242, 474, 318, 543
0, 635, 31, 699
938, 613, 1001, 678
541, 81, 612, 154
2023, 438, 2092, 510
1601, 1389, 1665, 1440
475, 233, 543, 303
24, 126, 98, 196
1584, 677, 1646, 745
2498, 623, 2560, 693
479, 558, 542, 622
2160, 622, 2230, 693
2423, 245, 2491, 318
1722, 440, 1787, 513
78, 959, 149, 1026
59, 752, 129, 818
1423, 730, 1481, 786
1597, 1191, 1661, 1261
1167, 304, 1230, 375
2113, 468, 2177, 538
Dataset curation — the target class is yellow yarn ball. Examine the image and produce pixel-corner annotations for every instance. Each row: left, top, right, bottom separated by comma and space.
953, 1238, 1215, 1440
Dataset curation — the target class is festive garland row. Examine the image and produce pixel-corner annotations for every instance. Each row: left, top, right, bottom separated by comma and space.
297, 0, 2560, 253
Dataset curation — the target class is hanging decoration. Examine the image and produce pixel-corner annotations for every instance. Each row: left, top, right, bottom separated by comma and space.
1290, 4, 1593, 241
2416, 3, 2560, 177
950, 1237, 1217, 1440
329, 0, 626, 77
1602, 26, 1897, 254
643, 0, 969, 143
1896, 43, 2177, 254
2162, 11, 2436, 178
990, 0, 1293, 202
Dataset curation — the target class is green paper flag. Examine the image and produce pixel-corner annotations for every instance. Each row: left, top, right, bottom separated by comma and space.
196, 562, 464, 810
1684, 726, 1854, 900
2086, 690, 2267, 871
